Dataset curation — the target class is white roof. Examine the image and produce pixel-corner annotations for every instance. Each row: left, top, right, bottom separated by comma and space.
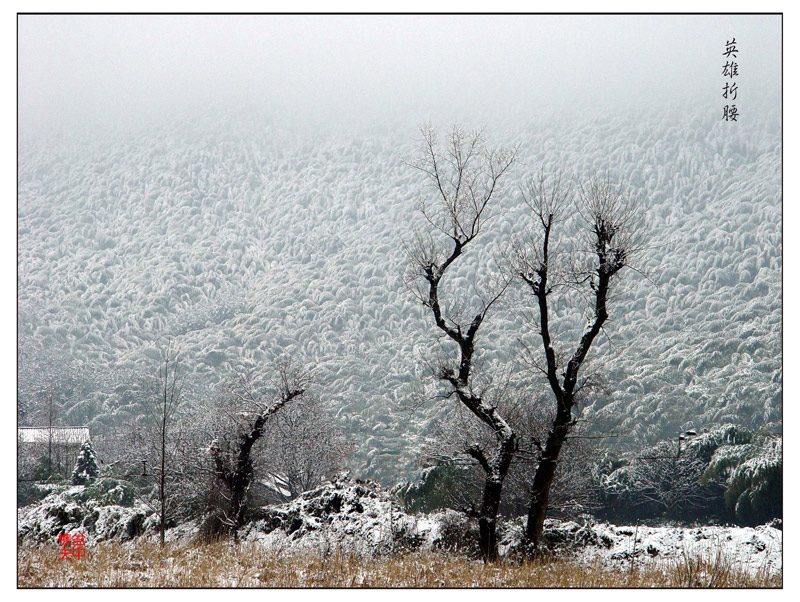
18, 426, 90, 444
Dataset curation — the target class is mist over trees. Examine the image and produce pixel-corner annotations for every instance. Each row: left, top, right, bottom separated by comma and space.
18, 101, 781, 486
17, 102, 782, 548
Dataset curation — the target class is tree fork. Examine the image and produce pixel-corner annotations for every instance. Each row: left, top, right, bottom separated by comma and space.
405, 125, 517, 561
518, 174, 640, 554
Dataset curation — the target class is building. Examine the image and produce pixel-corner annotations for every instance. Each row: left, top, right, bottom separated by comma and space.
18, 426, 90, 445
18, 426, 91, 480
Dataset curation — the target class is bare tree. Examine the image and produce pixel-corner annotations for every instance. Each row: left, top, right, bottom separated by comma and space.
39, 386, 59, 479
258, 395, 350, 503
143, 341, 184, 547
628, 440, 716, 519
515, 172, 644, 551
404, 124, 518, 561
207, 360, 310, 537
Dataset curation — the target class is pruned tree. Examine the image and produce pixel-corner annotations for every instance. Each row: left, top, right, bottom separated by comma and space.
404, 124, 518, 561
515, 172, 644, 551
207, 359, 311, 537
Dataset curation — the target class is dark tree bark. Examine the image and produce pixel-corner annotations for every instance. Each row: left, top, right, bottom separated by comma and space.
405, 125, 517, 561
209, 368, 305, 537
518, 174, 641, 552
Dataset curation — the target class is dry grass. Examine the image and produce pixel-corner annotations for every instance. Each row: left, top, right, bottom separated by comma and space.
18, 540, 781, 588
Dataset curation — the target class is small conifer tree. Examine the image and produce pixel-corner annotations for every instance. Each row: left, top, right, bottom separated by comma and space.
71, 440, 99, 485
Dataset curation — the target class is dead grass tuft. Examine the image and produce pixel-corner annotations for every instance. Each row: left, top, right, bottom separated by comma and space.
18, 540, 781, 588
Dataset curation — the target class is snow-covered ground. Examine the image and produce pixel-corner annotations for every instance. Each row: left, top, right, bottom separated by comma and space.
542, 520, 781, 576
18, 476, 781, 576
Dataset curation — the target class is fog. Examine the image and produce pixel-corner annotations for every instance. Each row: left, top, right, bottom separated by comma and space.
16, 13, 784, 503
19, 14, 780, 134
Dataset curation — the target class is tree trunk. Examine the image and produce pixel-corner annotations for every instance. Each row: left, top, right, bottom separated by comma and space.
525, 410, 571, 551
47, 392, 54, 479
478, 473, 502, 561
478, 433, 516, 561
159, 436, 166, 547
159, 386, 168, 548
229, 468, 251, 537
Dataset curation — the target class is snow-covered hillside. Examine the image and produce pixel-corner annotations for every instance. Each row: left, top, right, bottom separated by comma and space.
18, 100, 782, 483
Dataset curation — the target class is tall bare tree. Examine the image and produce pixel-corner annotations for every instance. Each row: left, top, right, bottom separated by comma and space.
515, 172, 644, 551
45, 386, 57, 479
145, 341, 184, 548
405, 124, 518, 560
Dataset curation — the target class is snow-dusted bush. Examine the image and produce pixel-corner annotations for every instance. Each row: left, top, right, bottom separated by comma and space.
17, 480, 150, 543
70, 440, 100, 485
595, 427, 781, 525
394, 464, 477, 514
688, 424, 754, 461
599, 440, 724, 522
17, 482, 52, 508
704, 434, 782, 525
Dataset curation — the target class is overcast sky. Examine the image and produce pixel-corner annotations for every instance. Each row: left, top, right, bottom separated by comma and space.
18, 14, 781, 134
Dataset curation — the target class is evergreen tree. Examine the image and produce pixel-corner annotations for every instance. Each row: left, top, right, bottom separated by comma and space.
71, 440, 99, 485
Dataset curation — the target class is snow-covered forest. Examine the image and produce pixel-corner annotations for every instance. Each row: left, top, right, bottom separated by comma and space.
17, 14, 781, 586
18, 100, 782, 483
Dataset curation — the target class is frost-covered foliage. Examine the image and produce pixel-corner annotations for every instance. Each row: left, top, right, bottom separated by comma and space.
17, 479, 147, 543
394, 464, 477, 514
687, 423, 754, 461
18, 98, 781, 484
704, 434, 781, 526
595, 426, 781, 525
70, 440, 100, 485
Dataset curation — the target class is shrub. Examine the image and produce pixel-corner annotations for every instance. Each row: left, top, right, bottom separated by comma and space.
71, 441, 100, 485
723, 437, 781, 525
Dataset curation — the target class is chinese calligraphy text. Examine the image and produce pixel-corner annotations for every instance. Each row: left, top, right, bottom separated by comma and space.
58, 532, 86, 560
722, 37, 739, 121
